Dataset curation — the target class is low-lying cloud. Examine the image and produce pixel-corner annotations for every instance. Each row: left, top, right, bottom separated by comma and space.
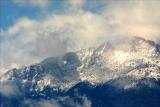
0, 81, 20, 96
22, 95, 91, 107
0, 0, 160, 74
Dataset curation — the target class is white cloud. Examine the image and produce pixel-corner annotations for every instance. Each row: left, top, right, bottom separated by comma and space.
102, 0, 160, 40
23, 99, 60, 107
12, 0, 50, 7
81, 96, 92, 107
0, 0, 160, 74
65, 0, 85, 12
36, 100, 60, 107
23, 96, 91, 107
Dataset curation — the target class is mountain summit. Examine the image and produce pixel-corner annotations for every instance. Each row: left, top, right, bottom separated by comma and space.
0, 37, 160, 107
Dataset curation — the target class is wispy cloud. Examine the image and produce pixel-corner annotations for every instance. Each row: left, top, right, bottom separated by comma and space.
22, 95, 91, 107
23, 99, 60, 107
65, 0, 85, 12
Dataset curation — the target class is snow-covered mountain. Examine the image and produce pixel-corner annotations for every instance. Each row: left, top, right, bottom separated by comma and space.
0, 37, 160, 107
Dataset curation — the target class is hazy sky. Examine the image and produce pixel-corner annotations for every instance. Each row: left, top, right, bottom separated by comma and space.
0, 0, 160, 73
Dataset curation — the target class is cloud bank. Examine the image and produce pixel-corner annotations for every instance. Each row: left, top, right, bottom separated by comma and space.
22, 95, 91, 107
103, 0, 160, 40
0, 0, 160, 74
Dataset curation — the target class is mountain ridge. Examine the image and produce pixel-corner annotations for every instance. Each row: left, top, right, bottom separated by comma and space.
0, 37, 160, 107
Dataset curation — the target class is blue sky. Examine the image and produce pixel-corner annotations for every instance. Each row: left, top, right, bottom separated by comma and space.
0, 0, 64, 30
0, 0, 105, 30
0, 0, 106, 42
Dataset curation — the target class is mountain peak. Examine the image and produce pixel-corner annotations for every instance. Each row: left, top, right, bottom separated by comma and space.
1, 37, 160, 92
1, 37, 160, 107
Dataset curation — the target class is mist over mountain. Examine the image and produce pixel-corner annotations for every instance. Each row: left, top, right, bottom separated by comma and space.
1, 0, 160, 107
0, 37, 160, 107
1, 0, 160, 74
